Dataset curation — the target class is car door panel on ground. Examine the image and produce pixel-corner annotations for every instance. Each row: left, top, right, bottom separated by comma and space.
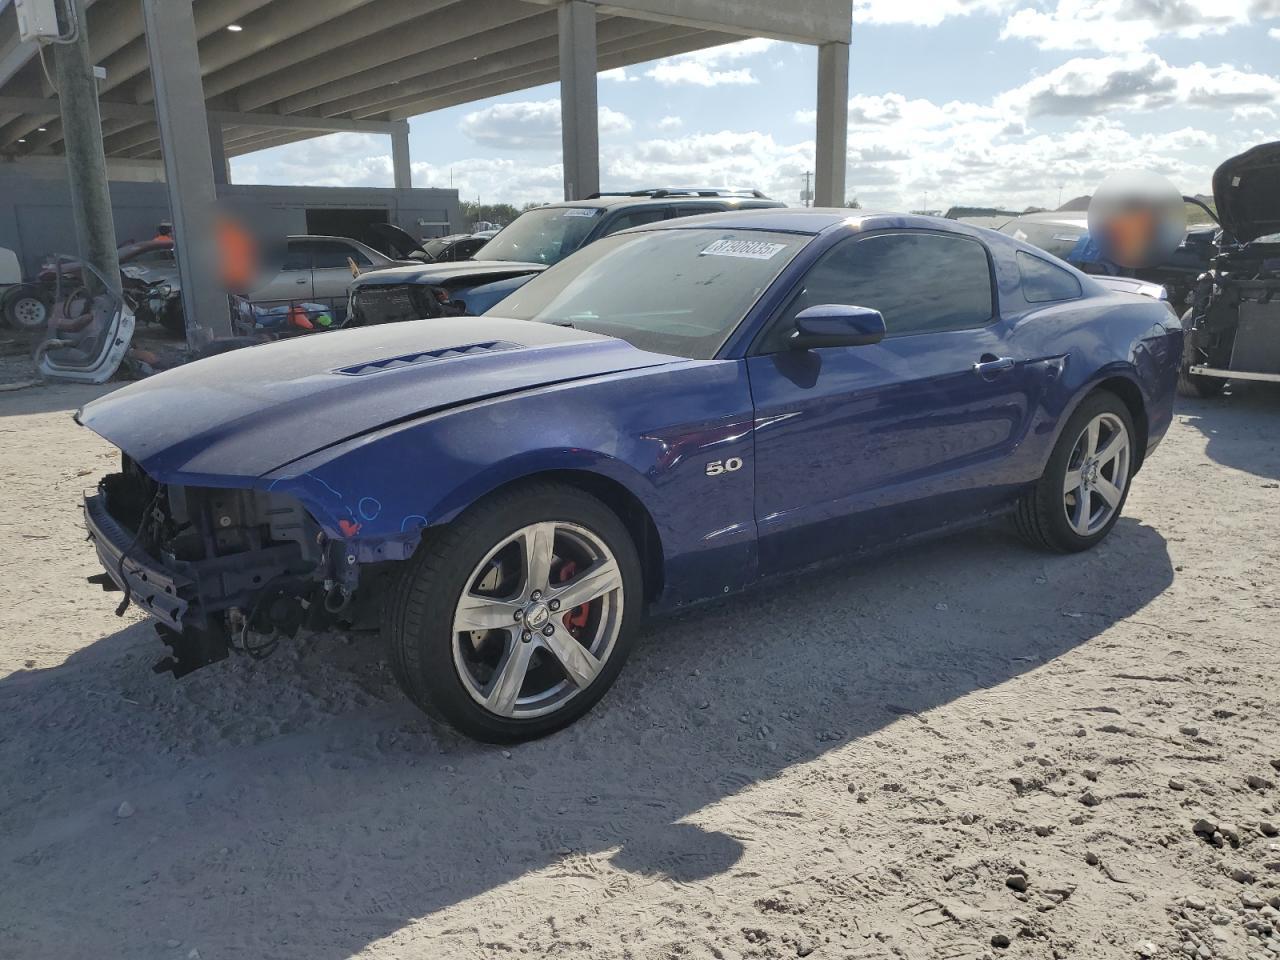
746, 230, 1054, 576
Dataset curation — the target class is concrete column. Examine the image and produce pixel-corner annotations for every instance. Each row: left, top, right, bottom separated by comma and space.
141, 0, 231, 343
814, 41, 849, 208
208, 116, 229, 186
558, 0, 599, 201
390, 120, 412, 189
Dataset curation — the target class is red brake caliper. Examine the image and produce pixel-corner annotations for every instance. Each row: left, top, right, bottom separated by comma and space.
554, 559, 591, 639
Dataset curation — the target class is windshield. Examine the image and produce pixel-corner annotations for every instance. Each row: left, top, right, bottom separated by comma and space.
421, 238, 451, 259
474, 207, 603, 265
495, 228, 808, 359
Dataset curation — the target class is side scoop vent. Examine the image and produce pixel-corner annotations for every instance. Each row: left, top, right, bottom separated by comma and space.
335, 340, 521, 376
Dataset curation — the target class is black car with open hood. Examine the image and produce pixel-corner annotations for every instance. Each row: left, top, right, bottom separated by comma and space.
1178, 141, 1280, 397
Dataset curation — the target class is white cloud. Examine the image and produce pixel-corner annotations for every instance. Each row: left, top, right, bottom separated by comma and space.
655, 115, 684, 131
229, 132, 397, 188
599, 67, 638, 82
459, 99, 632, 149
1002, 0, 1270, 52
645, 62, 757, 86
643, 37, 777, 86
1232, 103, 1277, 121
1270, 26, 1280, 38
1003, 54, 1280, 116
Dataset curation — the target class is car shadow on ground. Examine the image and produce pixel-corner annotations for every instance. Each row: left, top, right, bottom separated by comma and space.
0, 380, 116, 418
1177, 383, 1280, 481
0, 517, 1173, 958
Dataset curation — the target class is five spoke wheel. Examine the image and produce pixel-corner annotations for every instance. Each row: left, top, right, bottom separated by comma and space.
452, 521, 625, 719
1062, 412, 1130, 537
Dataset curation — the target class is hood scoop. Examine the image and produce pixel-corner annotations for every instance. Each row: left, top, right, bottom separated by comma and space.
336, 340, 521, 377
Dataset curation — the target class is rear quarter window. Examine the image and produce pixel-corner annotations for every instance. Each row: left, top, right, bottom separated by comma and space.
1017, 250, 1082, 303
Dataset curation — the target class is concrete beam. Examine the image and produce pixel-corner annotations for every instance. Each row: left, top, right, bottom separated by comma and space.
236, 0, 536, 113
276, 10, 564, 117
338, 17, 666, 120
0, 0, 271, 149
559, 0, 599, 201
382, 27, 731, 121
134, 0, 380, 105
105, 109, 408, 162
141, 0, 229, 343
813, 41, 849, 207
523, 0, 852, 43
198, 0, 462, 104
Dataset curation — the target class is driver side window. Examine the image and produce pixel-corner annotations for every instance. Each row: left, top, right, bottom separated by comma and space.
756, 232, 996, 353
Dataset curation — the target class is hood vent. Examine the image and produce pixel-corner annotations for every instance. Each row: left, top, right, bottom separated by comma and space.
335, 340, 521, 377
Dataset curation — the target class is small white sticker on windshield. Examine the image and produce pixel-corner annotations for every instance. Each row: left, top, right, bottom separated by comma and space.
700, 238, 787, 260
562, 208, 600, 218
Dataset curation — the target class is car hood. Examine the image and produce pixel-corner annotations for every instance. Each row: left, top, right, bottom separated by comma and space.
352, 260, 546, 287
367, 222, 425, 258
1212, 140, 1280, 245
76, 317, 678, 483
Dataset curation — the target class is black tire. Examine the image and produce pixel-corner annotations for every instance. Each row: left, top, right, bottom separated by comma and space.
158, 297, 186, 338
1176, 318, 1226, 399
2, 283, 51, 332
1014, 389, 1137, 553
382, 481, 643, 742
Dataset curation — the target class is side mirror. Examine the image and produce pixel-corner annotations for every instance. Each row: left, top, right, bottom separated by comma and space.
789, 304, 886, 350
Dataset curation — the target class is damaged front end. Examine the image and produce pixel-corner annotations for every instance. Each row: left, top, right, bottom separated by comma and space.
85, 455, 373, 678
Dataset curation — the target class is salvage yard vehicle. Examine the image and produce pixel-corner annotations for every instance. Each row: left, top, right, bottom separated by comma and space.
346, 188, 784, 324
77, 208, 1182, 742
1178, 141, 1280, 397
249, 235, 414, 323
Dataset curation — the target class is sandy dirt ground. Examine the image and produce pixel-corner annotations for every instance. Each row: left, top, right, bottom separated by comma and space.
0, 379, 1277, 960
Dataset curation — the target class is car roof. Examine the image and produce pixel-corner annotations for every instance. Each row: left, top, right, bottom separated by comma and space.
615, 206, 931, 234
539, 195, 784, 211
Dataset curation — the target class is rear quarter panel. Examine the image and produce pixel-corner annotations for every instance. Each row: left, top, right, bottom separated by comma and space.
1001, 289, 1182, 476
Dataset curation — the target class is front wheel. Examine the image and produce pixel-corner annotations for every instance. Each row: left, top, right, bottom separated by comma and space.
1014, 390, 1136, 552
2, 284, 50, 332
383, 482, 642, 742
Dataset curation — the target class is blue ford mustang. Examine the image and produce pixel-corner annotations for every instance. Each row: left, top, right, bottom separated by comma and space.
78, 209, 1183, 741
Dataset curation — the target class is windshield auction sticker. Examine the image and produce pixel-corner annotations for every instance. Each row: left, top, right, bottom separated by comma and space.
562, 209, 601, 218
700, 238, 787, 260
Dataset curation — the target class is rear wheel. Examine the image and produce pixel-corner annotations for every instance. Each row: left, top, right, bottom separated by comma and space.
1014, 390, 1135, 552
383, 482, 642, 742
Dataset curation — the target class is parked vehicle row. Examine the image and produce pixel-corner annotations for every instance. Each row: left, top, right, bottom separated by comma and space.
77, 206, 1182, 742
346, 188, 786, 324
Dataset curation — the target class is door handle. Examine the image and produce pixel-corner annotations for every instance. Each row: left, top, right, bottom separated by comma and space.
295, 277, 308, 285
973, 355, 1015, 378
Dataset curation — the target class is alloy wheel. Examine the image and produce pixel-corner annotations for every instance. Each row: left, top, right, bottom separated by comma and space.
451, 521, 624, 719
1062, 412, 1130, 537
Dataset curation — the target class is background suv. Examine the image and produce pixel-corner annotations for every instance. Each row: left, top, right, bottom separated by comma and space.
347, 189, 784, 324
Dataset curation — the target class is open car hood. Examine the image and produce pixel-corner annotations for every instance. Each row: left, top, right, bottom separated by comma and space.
1212, 140, 1280, 245
368, 222, 425, 258
76, 317, 678, 483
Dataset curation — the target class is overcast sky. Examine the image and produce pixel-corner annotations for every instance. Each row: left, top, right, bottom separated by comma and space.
230, 0, 1280, 212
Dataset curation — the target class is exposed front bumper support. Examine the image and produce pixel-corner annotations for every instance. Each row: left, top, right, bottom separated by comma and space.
1188, 366, 1280, 384
84, 492, 190, 630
